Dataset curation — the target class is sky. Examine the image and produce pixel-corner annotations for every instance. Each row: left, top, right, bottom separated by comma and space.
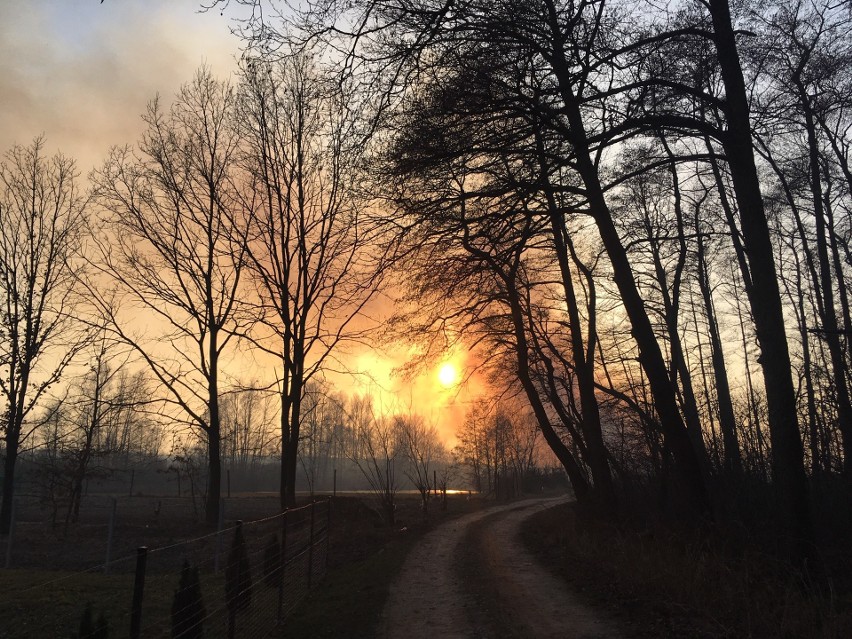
0, 1, 241, 170
0, 0, 483, 445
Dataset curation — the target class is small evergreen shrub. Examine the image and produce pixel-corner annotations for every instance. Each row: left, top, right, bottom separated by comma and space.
171, 559, 206, 638
225, 521, 253, 615
262, 533, 282, 588
73, 602, 108, 639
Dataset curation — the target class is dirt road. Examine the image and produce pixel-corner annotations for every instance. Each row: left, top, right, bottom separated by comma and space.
381, 496, 622, 638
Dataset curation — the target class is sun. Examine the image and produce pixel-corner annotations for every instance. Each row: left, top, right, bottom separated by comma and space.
438, 362, 458, 387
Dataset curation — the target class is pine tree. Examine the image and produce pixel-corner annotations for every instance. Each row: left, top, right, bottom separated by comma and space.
171, 560, 206, 638
225, 521, 253, 614
262, 533, 282, 588
74, 602, 108, 639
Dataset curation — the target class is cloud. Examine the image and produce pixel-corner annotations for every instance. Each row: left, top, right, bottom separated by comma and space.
0, 1, 484, 444
0, 1, 241, 172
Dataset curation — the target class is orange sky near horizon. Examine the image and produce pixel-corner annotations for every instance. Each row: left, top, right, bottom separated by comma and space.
0, 2, 488, 447
344, 344, 488, 447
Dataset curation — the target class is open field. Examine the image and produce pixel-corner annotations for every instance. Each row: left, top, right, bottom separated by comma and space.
0, 489, 486, 638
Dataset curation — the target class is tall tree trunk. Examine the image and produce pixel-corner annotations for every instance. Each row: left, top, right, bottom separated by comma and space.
0, 438, 18, 535
206, 332, 222, 526
459, 215, 592, 502
283, 383, 302, 509
709, 0, 813, 560
792, 242, 821, 475
695, 208, 742, 475
537, 134, 614, 506
647, 221, 709, 471
824, 190, 852, 375
543, 0, 710, 516
799, 91, 852, 472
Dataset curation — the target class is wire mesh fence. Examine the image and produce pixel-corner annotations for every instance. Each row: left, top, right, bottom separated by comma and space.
0, 498, 330, 639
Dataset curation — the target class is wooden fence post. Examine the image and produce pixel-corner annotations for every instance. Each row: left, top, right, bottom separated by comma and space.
214, 498, 225, 572
104, 497, 117, 574
307, 501, 316, 588
277, 509, 288, 624
129, 546, 148, 639
3, 499, 14, 569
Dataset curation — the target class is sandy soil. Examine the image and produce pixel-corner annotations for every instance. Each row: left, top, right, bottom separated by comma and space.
381, 496, 623, 639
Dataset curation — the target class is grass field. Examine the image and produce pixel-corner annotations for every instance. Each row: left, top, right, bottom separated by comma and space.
0, 491, 486, 638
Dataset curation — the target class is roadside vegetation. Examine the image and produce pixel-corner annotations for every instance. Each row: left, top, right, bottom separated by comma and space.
523, 501, 852, 638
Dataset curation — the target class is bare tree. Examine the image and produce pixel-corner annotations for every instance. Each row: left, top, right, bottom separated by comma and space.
62, 335, 122, 525
91, 68, 249, 525
220, 384, 278, 471
0, 137, 89, 534
297, 381, 345, 494
238, 54, 382, 508
397, 414, 444, 514
34, 335, 152, 527
347, 395, 399, 524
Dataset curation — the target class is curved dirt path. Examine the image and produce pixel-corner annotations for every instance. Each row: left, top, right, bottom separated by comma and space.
382, 496, 622, 639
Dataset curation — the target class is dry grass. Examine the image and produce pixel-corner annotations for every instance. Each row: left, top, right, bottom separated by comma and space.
281, 493, 490, 637
521, 502, 852, 639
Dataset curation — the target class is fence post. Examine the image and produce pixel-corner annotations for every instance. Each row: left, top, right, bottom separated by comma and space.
128, 469, 135, 497
4, 498, 14, 569
104, 497, 117, 574
214, 497, 225, 572
307, 500, 316, 588
130, 546, 148, 639
227, 469, 231, 499
227, 520, 244, 639
325, 497, 332, 575
333, 468, 337, 497
277, 509, 288, 624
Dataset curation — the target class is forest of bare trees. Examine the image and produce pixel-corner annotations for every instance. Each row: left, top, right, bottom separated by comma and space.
2, 0, 852, 583
200, 0, 852, 568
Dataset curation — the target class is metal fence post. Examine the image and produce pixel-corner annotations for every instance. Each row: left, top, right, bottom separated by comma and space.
104, 497, 117, 574
307, 500, 316, 588
277, 509, 288, 623
325, 497, 332, 575
214, 497, 225, 572
130, 546, 148, 639
4, 498, 14, 569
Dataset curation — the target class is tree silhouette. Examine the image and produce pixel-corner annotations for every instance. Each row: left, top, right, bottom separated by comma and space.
237, 53, 385, 509
171, 560, 206, 639
225, 521, 253, 632
91, 67, 249, 526
74, 602, 108, 639
0, 137, 90, 534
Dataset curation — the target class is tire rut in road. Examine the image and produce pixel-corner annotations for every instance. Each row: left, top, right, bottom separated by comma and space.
464, 499, 623, 638
381, 502, 520, 639
382, 496, 621, 638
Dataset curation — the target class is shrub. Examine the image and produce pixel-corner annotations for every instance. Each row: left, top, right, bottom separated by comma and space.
225, 521, 253, 615
73, 602, 108, 639
262, 533, 282, 588
171, 560, 206, 638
